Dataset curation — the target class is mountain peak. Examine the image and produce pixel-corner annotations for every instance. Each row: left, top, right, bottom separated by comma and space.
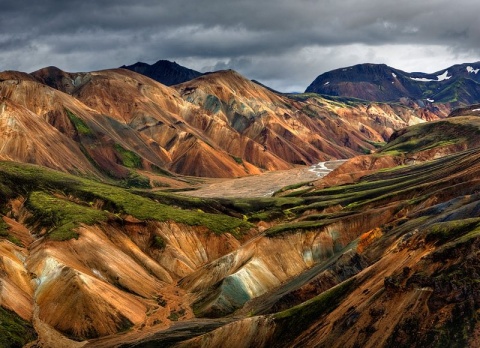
120, 59, 202, 86
306, 62, 480, 106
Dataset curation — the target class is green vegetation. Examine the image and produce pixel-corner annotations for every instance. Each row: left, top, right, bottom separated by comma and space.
0, 217, 23, 246
167, 308, 186, 322
430, 78, 474, 104
65, 108, 92, 136
264, 147, 480, 236
432, 225, 480, 262
273, 181, 312, 196
121, 171, 150, 189
152, 235, 166, 249
272, 279, 355, 344
114, 144, 143, 169
0, 306, 37, 348
266, 220, 332, 236
380, 118, 480, 156
230, 155, 243, 164
26, 191, 109, 241
0, 218, 8, 237
425, 218, 480, 245
365, 140, 386, 149
274, 278, 355, 320
0, 161, 252, 238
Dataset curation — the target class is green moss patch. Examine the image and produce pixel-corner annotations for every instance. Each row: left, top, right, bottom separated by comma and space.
0, 306, 37, 348
26, 191, 109, 241
425, 218, 480, 245
114, 144, 142, 169
272, 279, 355, 345
65, 109, 92, 136
0, 218, 8, 237
380, 118, 480, 156
0, 161, 251, 238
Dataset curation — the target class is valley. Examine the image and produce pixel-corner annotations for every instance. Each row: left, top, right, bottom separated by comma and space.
1, 61, 480, 348
181, 160, 345, 198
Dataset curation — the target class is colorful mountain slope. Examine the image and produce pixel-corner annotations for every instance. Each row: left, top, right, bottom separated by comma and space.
2, 66, 425, 179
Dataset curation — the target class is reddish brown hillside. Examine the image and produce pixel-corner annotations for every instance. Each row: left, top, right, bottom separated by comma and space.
0, 66, 448, 181
175, 70, 374, 165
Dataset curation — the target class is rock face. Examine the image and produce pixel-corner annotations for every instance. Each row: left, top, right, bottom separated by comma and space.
0, 66, 430, 179
2, 113, 480, 347
4, 62, 480, 347
306, 62, 480, 111
162, 122, 480, 348
120, 60, 202, 86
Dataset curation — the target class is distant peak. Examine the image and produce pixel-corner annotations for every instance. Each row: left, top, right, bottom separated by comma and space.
120, 59, 201, 86
32, 66, 66, 74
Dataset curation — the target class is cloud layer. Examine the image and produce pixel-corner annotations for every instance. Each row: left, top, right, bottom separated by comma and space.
1, 0, 479, 91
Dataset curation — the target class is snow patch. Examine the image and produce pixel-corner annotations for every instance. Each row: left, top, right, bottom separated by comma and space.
472, 108, 480, 112
426, 98, 435, 102
392, 72, 397, 78
436, 70, 451, 81
410, 77, 435, 82
324, 81, 330, 85
467, 66, 479, 74
409, 70, 451, 82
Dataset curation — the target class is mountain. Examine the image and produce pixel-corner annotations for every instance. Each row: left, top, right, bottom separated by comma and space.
2, 111, 480, 347
120, 60, 202, 86
306, 62, 480, 110
0, 65, 432, 181
173, 69, 374, 165
3, 60, 480, 347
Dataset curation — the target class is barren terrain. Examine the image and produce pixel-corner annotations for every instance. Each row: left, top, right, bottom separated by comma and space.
182, 160, 346, 198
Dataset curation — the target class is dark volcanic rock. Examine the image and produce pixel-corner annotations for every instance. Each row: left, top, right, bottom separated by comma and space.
120, 60, 202, 86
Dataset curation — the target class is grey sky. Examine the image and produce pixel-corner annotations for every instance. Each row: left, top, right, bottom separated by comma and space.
1, 0, 479, 91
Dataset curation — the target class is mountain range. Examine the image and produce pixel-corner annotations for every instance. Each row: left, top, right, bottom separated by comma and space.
1, 59, 480, 347
306, 62, 480, 108
0, 63, 439, 183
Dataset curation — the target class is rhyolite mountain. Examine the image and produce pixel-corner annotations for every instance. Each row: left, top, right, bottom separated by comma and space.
2, 110, 480, 347
0, 65, 435, 182
2, 60, 480, 347
120, 59, 202, 86
306, 62, 480, 109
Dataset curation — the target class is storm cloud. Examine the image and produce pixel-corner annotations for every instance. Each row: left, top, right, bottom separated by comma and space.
1, 0, 479, 91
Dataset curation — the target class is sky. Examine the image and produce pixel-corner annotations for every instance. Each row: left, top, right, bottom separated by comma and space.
1, 0, 479, 92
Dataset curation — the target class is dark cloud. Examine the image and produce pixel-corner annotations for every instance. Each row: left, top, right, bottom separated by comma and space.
0, 0, 479, 91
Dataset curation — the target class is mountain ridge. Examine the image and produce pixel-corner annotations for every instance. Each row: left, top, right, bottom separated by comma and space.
306, 62, 480, 109
0, 65, 429, 180
120, 60, 202, 86
2, 60, 480, 347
